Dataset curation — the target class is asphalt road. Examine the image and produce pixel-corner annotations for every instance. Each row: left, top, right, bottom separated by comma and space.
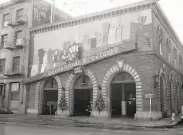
1, 123, 183, 135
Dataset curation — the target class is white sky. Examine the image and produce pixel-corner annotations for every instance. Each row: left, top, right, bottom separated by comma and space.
0, 0, 182, 43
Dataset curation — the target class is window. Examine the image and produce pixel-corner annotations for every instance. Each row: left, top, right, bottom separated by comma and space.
15, 30, 23, 43
167, 39, 171, 63
0, 84, 5, 107
173, 47, 177, 68
0, 59, 5, 74
16, 8, 24, 20
0, 84, 5, 96
15, 31, 22, 39
11, 82, 19, 92
179, 54, 182, 72
3, 13, 10, 27
12, 56, 20, 73
158, 26, 163, 56
1, 34, 8, 48
11, 82, 20, 100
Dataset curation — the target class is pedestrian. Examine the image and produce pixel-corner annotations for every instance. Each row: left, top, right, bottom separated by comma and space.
172, 111, 175, 121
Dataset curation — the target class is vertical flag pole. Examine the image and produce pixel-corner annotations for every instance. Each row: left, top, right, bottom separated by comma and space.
50, 0, 55, 23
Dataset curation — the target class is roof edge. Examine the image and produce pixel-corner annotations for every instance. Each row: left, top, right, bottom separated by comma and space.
155, 3, 183, 50
30, 0, 157, 35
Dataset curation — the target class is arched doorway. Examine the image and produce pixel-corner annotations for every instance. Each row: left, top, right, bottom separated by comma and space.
42, 77, 58, 115
169, 81, 173, 113
176, 82, 180, 113
110, 72, 136, 118
160, 76, 165, 114
73, 75, 93, 116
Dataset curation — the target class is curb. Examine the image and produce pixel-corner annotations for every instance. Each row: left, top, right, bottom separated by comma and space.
0, 120, 180, 131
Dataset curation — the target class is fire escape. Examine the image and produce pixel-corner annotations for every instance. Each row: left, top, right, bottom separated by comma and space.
3, 15, 27, 77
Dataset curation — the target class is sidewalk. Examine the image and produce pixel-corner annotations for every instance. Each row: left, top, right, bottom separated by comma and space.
0, 114, 181, 130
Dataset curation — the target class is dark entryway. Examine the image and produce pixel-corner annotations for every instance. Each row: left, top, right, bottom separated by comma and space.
73, 75, 93, 116
42, 78, 58, 115
110, 72, 136, 118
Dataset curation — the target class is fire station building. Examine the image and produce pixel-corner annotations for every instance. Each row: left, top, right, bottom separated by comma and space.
23, 0, 183, 120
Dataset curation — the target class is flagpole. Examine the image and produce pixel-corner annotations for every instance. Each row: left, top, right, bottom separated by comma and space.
50, 0, 56, 23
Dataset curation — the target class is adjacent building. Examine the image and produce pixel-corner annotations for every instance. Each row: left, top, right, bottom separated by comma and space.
0, 0, 71, 113
19, 0, 183, 120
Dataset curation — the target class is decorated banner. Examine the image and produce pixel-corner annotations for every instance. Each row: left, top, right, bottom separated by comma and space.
30, 9, 153, 77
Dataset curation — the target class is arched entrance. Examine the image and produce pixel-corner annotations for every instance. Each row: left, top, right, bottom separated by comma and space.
169, 81, 173, 113
42, 77, 58, 115
110, 72, 136, 118
160, 76, 165, 114
176, 82, 180, 113
73, 75, 93, 116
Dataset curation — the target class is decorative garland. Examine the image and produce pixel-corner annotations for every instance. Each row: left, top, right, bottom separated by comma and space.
59, 91, 67, 113
95, 85, 105, 114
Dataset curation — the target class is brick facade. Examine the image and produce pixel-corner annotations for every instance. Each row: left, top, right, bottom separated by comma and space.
24, 1, 183, 121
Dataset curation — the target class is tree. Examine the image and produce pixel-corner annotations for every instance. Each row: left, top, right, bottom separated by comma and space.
95, 91, 105, 115
59, 92, 67, 113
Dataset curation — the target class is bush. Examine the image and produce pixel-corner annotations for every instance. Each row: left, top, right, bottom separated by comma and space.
95, 92, 105, 114
59, 92, 67, 113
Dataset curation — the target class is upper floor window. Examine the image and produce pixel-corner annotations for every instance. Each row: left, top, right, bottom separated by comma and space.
12, 56, 20, 73
16, 8, 24, 20
167, 39, 171, 63
3, 13, 10, 27
157, 26, 163, 56
11, 82, 20, 92
1, 34, 8, 48
173, 47, 177, 68
0, 59, 5, 74
179, 54, 182, 72
15, 30, 22, 40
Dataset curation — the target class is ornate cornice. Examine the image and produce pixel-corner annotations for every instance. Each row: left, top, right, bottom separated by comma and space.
30, 0, 157, 36
0, 0, 28, 11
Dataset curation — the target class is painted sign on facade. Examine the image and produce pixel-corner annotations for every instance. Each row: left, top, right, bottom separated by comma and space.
31, 9, 152, 77
46, 42, 136, 76
32, 0, 51, 26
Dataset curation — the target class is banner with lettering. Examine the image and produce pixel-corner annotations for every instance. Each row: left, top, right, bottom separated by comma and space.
30, 9, 152, 77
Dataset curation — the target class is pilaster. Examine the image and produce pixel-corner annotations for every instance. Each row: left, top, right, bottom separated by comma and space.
4, 83, 10, 111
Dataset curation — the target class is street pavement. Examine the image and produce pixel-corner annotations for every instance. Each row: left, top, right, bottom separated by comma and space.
1, 123, 183, 135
